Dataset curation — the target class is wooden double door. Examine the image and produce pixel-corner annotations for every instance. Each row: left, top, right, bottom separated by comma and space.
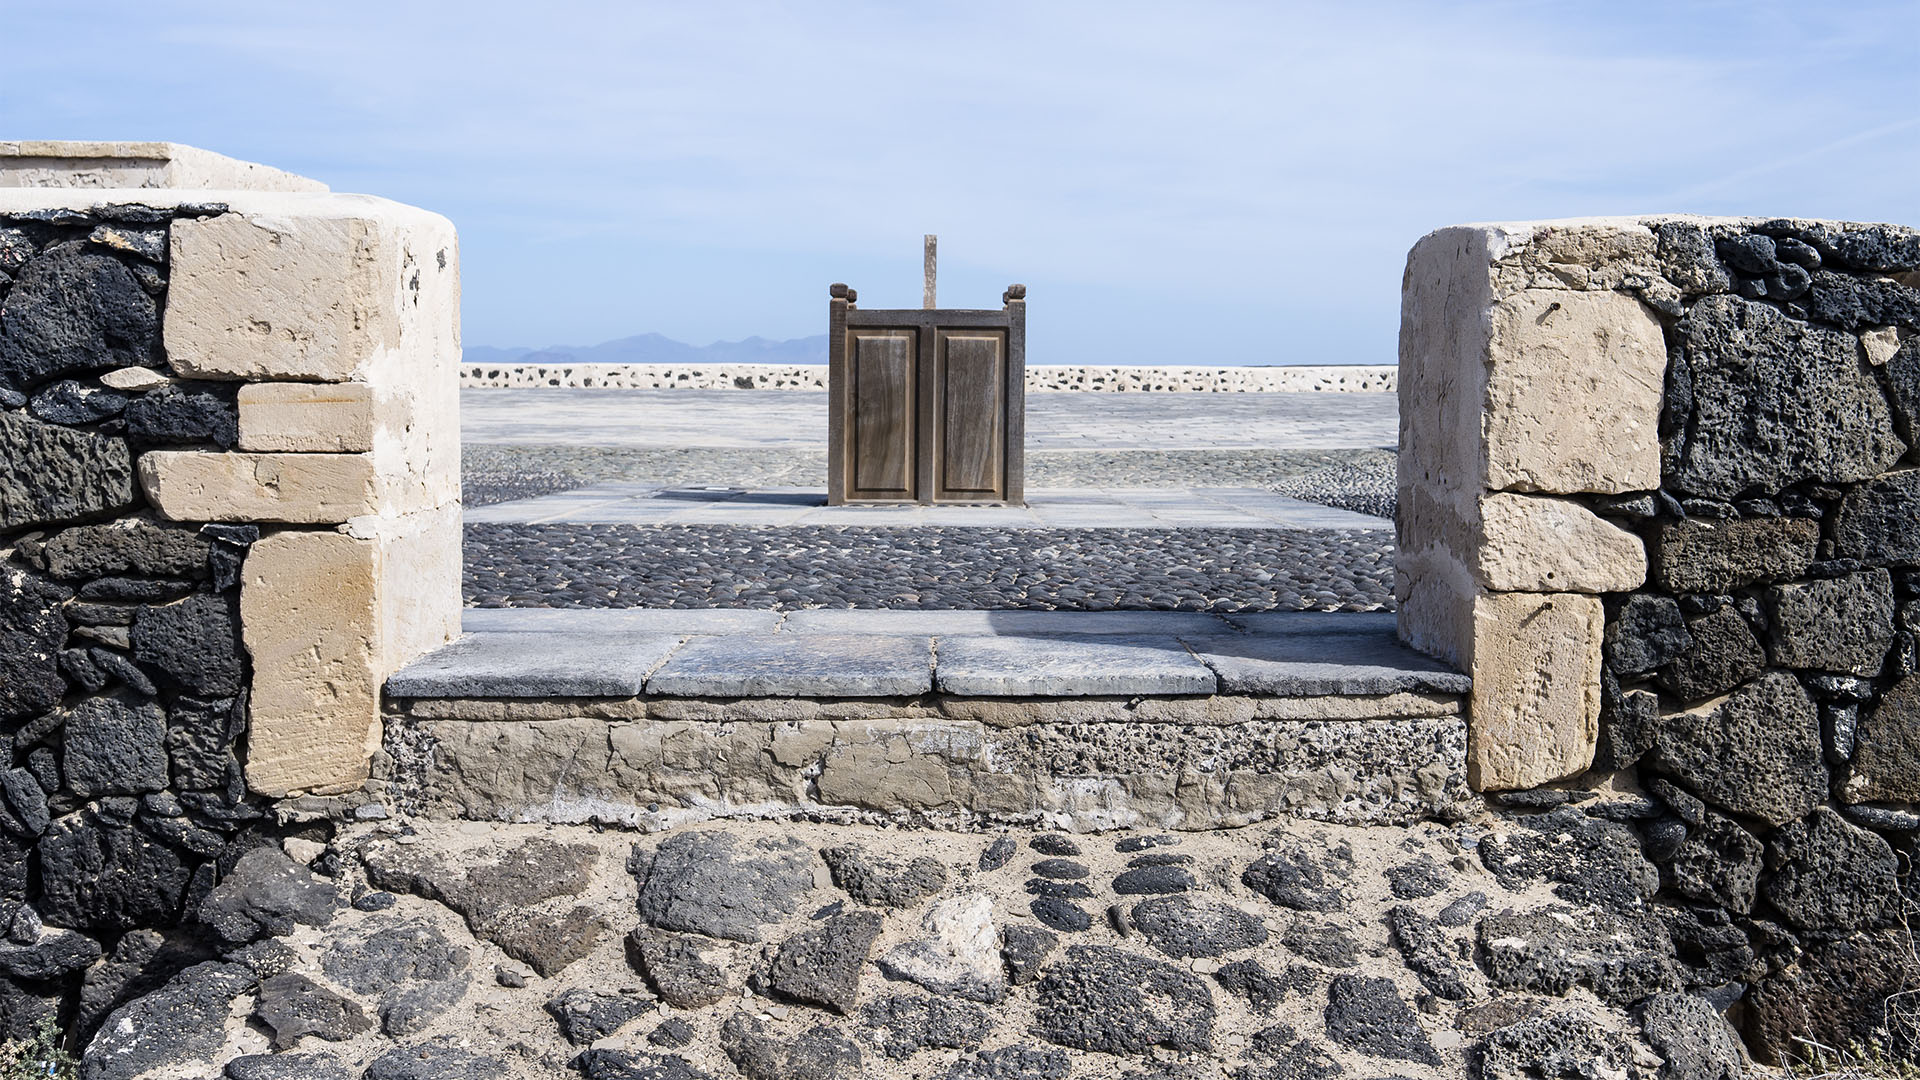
827, 285, 1026, 504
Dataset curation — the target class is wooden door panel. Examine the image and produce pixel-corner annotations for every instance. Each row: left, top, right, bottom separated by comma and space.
848, 330, 915, 499
935, 330, 1005, 500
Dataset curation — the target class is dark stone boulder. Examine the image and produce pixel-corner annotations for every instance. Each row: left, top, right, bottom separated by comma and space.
43, 519, 211, 580
1654, 221, 1733, 295
544, 987, 652, 1045
0, 246, 157, 390
1479, 1007, 1639, 1080
362, 1037, 508, 1080
857, 992, 990, 1059
1638, 993, 1747, 1080
1767, 568, 1895, 675
1836, 469, 1920, 566
1029, 834, 1079, 856
626, 927, 732, 1008
253, 973, 372, 1051
1241, 842, 1350, 913
821, 844, 946, 908
1322, 974, 1439, 1065
1767, 220, 1920, 272
1849, 673, 1920, 801
62, 696, 169, 798
1743, 926, 1918, 1066
1383, 855, 1449, 899
1032, 944, 1215, 1054
1212, 959, 1312, 1015
196, 846, 341, 948
1657, 607, 1766, 703
1111, 864, 1196, 895
1476, 805, 1658, 911
123, 389, 238, 448
978, 836, 1016, 871
130, 592, 245, 697
1280, 917, 1360, 968
80, 961, 255, 1080
938, 1047, 1069, 1080
1596, 673, 1660, 770
1000, 924, 1057, 986
1670, 294, 1904, 497
1885, 339, 1920, 445
632, 831, 813, 943
38, 813, 193, 933
225, 1053, 354, 1080
29, 380, 128, 424
719, 1012, 864, 1080
1806, 269, 1920, 331
1648, 671, 1828, 826
0, 567, 69, 721
0, 927, 102, 982
1129, 895, 1267, 960
1029, 859, 1087, 881
318, 921, 470, 1037
0, 410, 135, 533
1386, 904, 1468, 1000
1478, 907, 1680, 1006
1606, 594, 1693, 676
165, 695, 245, 792
758, 910, 883, 1014
1667, 812, 1763, 913
1762, 807, 1900, 932
1029, 898, 1089, 933
1652, 516, 1820, 593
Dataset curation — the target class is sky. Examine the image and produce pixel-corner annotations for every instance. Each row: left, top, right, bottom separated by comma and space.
6, 1, 1920, 365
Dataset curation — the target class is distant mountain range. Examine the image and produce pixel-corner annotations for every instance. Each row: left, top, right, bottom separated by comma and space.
466, 334, 828, 367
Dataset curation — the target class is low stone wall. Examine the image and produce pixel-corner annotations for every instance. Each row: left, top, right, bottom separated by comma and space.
459, 362, 1398, 393
0, 165, 459, 1040
1399, 214, 1920, 1062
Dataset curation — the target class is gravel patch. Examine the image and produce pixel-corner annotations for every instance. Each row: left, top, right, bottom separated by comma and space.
464, 524, 1394, 611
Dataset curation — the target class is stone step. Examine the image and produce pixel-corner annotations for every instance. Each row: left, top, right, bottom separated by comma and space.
380, 610, 1472, 831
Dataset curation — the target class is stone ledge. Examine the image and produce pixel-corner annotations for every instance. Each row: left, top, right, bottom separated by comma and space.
0, 140, 328, 192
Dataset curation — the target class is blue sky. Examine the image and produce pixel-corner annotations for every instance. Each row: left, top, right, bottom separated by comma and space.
7, 1, 1920, 364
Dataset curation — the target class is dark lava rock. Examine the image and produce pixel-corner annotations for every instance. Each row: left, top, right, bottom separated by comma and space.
1024, 878, 1092, 900
197, 847, 340, 947
939, 1046, 1071, 1080
81, 961, 254, 1080
633, 831, 813, 943
760, 910, 883, 1014
39, 813, 192, 933
123, 389, 238, 448
626, 927, 732, 1008
225, 1053, 353, 1080
1115, 835, 1179, 853
1032, 944, 1215, 1054
1850, 673, 1920, 800
1768, 221, 1920, 272
354, 892, 397, 912
544, 987, 652, 1045
1280, 918, 1360, 968
253, 973, 372, 1051
1030, 898, 1090, 932
0, 246, 157, 389
574, 1050, 717, 1080
1029, 858, 1087, 881
0, 926, 99, 983
1384, 855, 1448, 900
1477, 805, 1658, 911
0, 414, 134, 529
1478, 1006, 1638, 1080
166, 694, 246, 791
1322, 975, 1438, 1066
1213, 958, 1312, 1014
1242, 846, 1347, 912
1658, 607, 1767, 702
363, 1037, 508, 1080
1030, 834, 1080, 856
1807, 268, 1920, 331
130, 592, 244, 697
1478, 907, 1679, 1006
62, 695, 168, 798
1131, 895, 1267, 959
1762, 806, 1900, 932
1744, 926, 1918, 1065
1670, 294, 1905, 498
719, 1011, 864, 1080
859, 992, 990, 1059
1112, 864, 1196, 895
1647, 671, 1827, 827
1001, 924, 1058, 986
978, 836, 1016, 871
318, 921, 470, 1037
30, 380, 128, 424
1768, 568, 1895, 675
1836, 468, 1920, 566
1607, 594, 1693, 676
230, 939, 300, 980
1237, 1023, 1343, 1080
1126, 852, 1193, 867
822, 844, 946, 908
1387, 905, 1468, 1000
1638, 993, 1746, 1080
649, 1018, 696, 1049
1668, 812, 1763, 913
0, 564, 69, 722
1435, 891, 1487, 928
1652, 516, 1819, 594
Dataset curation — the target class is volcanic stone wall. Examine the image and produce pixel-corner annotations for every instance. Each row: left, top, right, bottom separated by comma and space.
1401, 215, 1920, 1063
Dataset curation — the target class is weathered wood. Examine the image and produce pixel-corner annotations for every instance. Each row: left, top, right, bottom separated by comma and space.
848, 330, 915, 499
937, 331, 1004, 499
924, 234, 937, 310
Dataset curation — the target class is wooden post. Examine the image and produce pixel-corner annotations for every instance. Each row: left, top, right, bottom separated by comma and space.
923, 234, 936, 309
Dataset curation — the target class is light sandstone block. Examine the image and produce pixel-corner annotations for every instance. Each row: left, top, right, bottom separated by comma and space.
238, 382, 375, 452
138, 451, 377, 524
0, 141, 327, 191
165, 197, 459, 383
243, 506, 460, 796
1466, 591, 1603, 790
1474, 492, 1646, 593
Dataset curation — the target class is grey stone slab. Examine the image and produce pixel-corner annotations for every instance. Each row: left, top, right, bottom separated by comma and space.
647, 634, 932, 697
1221, 612, 1399, 635
935, 635, 1218, 697
386, 632, 683, 698
1183, 631, 1470, 697
462, 608, 784, 634
781, 610, 1233, 636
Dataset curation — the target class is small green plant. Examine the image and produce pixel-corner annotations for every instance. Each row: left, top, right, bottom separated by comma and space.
1787, 1037, 1920, 1079
0, 1018, 78, 1080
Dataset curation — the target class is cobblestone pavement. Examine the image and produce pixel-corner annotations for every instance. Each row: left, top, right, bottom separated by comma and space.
461, 389, 1398, 451
464, 524, 1395, 612
97, 815, 1749, 1080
